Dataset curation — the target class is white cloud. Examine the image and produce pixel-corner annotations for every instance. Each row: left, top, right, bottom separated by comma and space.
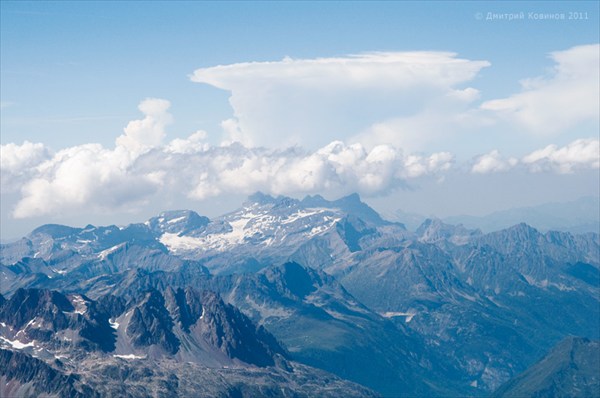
115, 98, 173, 156
191, 52, 490, 150
0, 141, 51, 191
521, 138, 599, 174
12, 144, 162, 219
158, 140, 454, 202
470, 139, 599, 175
3, 45, 599, 230
471, 150, 518, 174
10, 99, 173, 219
165, 130, 209, 154
481, 44, 599, 134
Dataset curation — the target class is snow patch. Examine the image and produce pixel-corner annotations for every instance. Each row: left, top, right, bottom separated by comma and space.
380, 311, 416, 323
51, 268, 67, 275
0, 336, 35, 349
280, 209, 323, 225
98, 243, 125, 260
167, 216, 186, 224
23, 318, 37, 330
113, 354, 146, 360
522, 274, 553, 289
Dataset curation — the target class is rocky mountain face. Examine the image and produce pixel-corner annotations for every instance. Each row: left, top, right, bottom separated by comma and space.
335, 221, 599, 391
37, 261, 443, 395
0, 287, 375, 397
492, 337, 600, 397
0, 287, 286, 367
1, 192, 599, 397
0, 348, 376, 398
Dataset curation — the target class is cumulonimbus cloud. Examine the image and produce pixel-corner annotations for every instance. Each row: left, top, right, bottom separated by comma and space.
3, 43, 599, 219
191, 46, 599, 155
191, 51, 490, 150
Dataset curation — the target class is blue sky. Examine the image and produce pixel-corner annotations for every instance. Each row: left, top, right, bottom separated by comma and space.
1, 1, 599, 238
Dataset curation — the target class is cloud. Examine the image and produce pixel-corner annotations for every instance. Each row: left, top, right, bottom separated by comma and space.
522, 138, 599, 174
165, 130, 209, 154
471, 150, 518, 174
3, 45, 599, 229
191, 52, 490, 149
12, 144, 162, 219
481, 44, 600, 134
5, 108, 456, 218
115, 98, 173, 156
0, 141, 51, 191
147, 140, 454, 202
10, 99, 173, 219
471, 139, 599, 174
4, 95, 598, 219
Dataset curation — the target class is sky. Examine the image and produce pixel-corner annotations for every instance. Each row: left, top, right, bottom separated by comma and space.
1, 1, 599, 239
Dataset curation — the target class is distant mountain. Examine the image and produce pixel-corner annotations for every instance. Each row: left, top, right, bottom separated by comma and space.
154, 192, 405, 274
1, 192, 599, 396
0, 288, 376, 397
443, 196, 600, 233
492, 337, 600, 398
338, 222, 599, 391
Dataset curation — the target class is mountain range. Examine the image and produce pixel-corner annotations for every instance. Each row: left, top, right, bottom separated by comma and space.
1, 192, 598, 397
445, 196, 600, 234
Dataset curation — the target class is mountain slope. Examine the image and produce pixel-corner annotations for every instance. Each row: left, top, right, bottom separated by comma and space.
60, 261, 451, 396
0, 288, 377, 397
492, 337, 600, 398
1, 193, 599, 396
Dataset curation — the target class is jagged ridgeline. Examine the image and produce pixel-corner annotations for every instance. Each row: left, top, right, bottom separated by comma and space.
1, 193, 599, 397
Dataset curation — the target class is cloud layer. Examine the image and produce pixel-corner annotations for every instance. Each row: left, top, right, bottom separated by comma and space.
2, 98, 172, 218
2, 45, 598, 219
2, 96, 597, 219
471, 139, 599, 174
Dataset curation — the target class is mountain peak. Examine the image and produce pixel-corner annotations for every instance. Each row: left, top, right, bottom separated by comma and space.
339, 192, 362, 203
324, 193, 387, 226
147, 210, 209, 235
244, 192, 300, 209
246, 192, 277, 205
505, 222, 541, 237
29, 224, 81, 239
